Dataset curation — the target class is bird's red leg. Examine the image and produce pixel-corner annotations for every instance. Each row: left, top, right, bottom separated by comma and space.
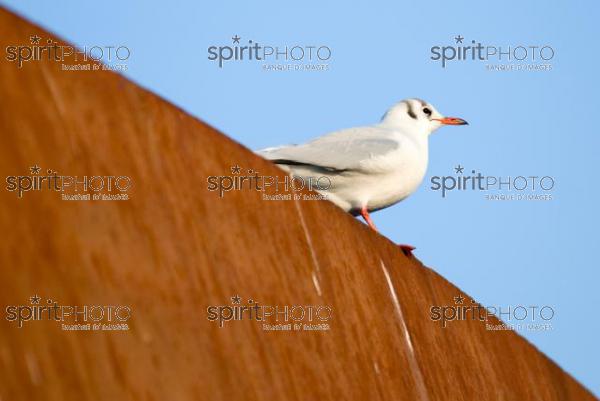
360, 206, 415, 257
360, 206, 378, 232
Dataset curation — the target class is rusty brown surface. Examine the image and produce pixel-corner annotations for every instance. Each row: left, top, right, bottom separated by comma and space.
0, 7, 595, 401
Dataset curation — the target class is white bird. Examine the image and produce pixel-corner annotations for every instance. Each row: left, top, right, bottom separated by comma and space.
257, 98, 468, 254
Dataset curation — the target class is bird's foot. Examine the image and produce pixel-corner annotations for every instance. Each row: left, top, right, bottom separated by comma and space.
398, 244, 416, 257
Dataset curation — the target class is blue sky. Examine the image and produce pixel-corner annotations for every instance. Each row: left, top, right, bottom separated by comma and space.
3, 0, 599, 395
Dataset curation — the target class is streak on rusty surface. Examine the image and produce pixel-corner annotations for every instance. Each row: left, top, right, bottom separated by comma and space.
0, 7, 595, 401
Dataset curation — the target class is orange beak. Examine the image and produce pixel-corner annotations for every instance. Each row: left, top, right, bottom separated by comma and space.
435, 117, 468, 125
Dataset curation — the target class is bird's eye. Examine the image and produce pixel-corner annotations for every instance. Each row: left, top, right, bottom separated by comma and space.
423, 107, 432, 116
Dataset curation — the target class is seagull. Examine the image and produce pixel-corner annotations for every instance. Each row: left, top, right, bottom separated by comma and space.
257, 98, 468, 254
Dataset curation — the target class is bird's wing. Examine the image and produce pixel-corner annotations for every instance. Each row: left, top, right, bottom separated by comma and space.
257, 126, 400, 172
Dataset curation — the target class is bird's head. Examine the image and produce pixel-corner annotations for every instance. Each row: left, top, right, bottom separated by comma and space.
381, 98, 468, 136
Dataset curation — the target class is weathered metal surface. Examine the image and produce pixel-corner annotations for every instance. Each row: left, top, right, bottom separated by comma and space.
0, 8, 595, 401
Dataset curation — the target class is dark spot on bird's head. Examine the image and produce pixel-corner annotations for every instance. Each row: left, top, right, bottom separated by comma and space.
404, 100, 417, 119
